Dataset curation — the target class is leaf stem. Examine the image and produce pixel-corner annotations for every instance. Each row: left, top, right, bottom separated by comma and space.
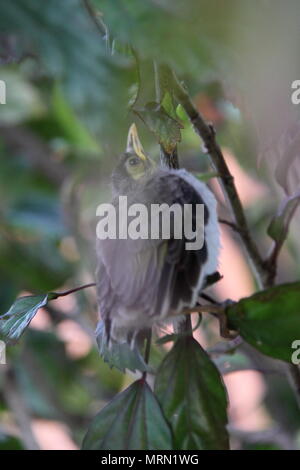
142, 330, 152, 380
50, 282, 96, 299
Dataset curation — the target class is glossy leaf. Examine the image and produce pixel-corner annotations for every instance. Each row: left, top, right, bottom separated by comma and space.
227, 282, 300, 362
154, 336, 229, 450
82, 379, 173, 450
135, 102, 183, 154
95, 321, 150, 373
0, 294, 49, 340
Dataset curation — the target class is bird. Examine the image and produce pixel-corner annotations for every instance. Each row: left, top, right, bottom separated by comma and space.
96, 124, 220, 346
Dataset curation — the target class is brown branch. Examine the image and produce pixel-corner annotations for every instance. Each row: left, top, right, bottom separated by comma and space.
218, 218, 245, 234
50, 282, 96, 299
183, 304, 225, 315
170, 71, 267, 287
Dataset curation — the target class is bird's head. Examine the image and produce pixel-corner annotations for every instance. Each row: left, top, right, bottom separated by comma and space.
112, 124, 156, 195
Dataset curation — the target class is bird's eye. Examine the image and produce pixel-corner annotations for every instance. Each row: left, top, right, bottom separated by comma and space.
128, 157, 140, 166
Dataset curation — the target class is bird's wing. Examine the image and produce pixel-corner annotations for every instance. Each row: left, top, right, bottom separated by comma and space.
96, 170, 219, 323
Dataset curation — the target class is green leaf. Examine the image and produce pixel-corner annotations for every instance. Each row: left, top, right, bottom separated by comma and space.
135, 102, 183, 154
161, 91, 177, 120
226, 282, 300, 362
82, 379, 173, 450
176, 103, 189, 122
95, 321, 151, 373
0, 294, 49, 340
154, 336, 229, 450
267, 193, 300, 244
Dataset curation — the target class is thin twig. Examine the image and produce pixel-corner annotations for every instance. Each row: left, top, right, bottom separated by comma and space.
218, 218, 245, 234
51, 282, 96, 299
199, 292, 218, 304
183, 304, 225, 315
170, 70, 267, 287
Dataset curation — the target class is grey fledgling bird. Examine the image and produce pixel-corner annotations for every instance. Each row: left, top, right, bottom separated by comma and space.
96, 124, 220, 345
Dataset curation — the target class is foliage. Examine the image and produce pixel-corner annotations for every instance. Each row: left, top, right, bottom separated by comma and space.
83, 379, 173, 450
155, 336, 229, 450
226, 282, 300, 362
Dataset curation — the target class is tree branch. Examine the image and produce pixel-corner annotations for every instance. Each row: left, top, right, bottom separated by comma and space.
50, 282, 96, 299
168, 68, 300, 407
170, 71, 267, 287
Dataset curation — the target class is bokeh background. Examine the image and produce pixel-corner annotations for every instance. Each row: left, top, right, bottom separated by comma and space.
0, 0, 300, 450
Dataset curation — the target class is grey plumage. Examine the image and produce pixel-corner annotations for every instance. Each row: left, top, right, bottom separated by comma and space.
96, 164, 220, 345
95, 123, 219, 344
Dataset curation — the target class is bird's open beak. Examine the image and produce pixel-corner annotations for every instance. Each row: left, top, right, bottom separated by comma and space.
126, 123, 147, 161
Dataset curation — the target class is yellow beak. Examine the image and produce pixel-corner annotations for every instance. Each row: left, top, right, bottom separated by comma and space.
126, 123, 147, 161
